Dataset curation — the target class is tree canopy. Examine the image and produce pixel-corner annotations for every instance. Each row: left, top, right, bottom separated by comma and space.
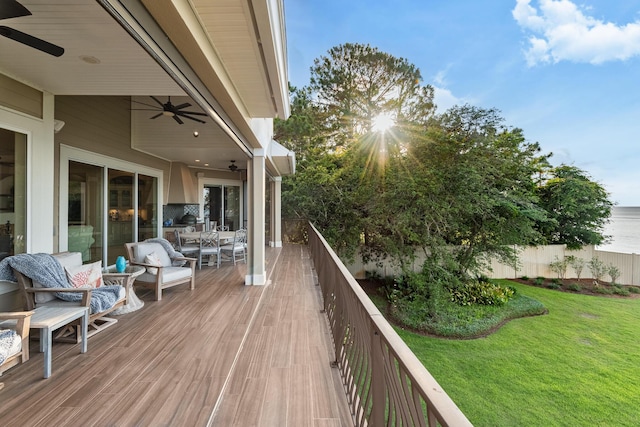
536, 165, 613, 249
276, 42, 613, 279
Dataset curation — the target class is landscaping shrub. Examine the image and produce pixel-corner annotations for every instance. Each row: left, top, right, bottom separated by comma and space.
567, 255, 586, 280
629, 286, 640, 294
520, 275, 529, 281
549, 256, 569, 279
594, 286, 613, 295
567, 283, 581, 292
534, 277, 545, 286
612, 286, 630, 296
588, 258, 607, 284
449, 280, 515, 306
547, 283, 561, 290
608, 265, 621, 285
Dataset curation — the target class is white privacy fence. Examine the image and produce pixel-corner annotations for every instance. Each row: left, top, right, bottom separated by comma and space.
346, 245, 640, 286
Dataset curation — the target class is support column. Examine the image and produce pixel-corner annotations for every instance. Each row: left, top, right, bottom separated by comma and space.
269, 177, 282, 248
245, 151, 266, 285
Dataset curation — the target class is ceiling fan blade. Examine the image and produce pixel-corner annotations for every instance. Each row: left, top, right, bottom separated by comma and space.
173, 102, 191, 110
0, 0, 31, 20
150, 113, 163, 119
177, 114, 206, 124
173, 115, 184, 125
131, 99, 162, 109
150, 96, 165, 108
0, 26, 64, 57
176, 110, 207, 116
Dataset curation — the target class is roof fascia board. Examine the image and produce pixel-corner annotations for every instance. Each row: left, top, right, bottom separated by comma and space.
250, 0, 290, 119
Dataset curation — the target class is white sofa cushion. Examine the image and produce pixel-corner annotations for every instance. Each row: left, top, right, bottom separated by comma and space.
133, 243, 172, 267
135, 266, 192, 284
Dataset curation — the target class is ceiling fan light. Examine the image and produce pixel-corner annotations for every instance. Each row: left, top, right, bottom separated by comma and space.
162, 110, 175, 117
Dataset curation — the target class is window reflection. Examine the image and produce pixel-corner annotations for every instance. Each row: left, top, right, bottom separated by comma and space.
0, 128, 26, 260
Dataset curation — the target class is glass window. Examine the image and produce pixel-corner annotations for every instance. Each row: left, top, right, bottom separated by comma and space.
68, 161, 103, 263
204, 184, 241, 231
108, 170, 134, 264
138, 174, 158, 241
0, 128, 27, 259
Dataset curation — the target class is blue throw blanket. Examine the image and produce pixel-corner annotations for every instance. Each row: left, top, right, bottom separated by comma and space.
0, 253, 122, 315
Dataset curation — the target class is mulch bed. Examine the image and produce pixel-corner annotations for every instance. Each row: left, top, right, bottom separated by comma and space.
509, 277, 640, 298
358, 277, 640, 300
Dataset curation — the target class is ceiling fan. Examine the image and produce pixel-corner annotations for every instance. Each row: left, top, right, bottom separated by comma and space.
228, 160, 246, 172
131, 96, 207, 125
0, 0, 64, 57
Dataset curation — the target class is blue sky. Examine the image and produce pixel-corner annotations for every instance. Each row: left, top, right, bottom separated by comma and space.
285, 0, 640, 206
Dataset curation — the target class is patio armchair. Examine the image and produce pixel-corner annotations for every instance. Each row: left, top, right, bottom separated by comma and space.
174, 229, 199, 257
10, 252, 128, 342
198, 231, 221, 269
125, 241, 196, 301
0, 310, 34, 384
220, 229, 247, 265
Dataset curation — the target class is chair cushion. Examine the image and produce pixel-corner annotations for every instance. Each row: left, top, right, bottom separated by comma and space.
133, 243, 172, 267
0, 328, 21, 365
34, 252, 83, 304
65, 260, 103, 288
200, 247, 220, 256
135, 266, 192, 284
144, 252, 163, 275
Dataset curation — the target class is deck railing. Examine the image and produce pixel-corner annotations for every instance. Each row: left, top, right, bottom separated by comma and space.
307, 222, 473, 427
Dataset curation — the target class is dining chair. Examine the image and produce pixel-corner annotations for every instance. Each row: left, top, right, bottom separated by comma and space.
216, 224, 230, 231
198, 231, 221, 269
220, 229, 247, 265
174, 229, 199, 257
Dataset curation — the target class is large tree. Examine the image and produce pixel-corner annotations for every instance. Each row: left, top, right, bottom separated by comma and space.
536, 165, 613, 249
409, 105, 551, 275
277, 43, 612, 278
309, 42, 435, 149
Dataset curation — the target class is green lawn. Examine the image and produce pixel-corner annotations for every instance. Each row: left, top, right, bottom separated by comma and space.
396, 281, 640, 426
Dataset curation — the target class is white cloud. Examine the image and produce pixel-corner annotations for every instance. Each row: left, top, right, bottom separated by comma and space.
512, 0, 640, 65
433, 87, 465, 112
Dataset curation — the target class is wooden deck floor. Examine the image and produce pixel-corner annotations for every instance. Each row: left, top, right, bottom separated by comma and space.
0, 244, 353, 426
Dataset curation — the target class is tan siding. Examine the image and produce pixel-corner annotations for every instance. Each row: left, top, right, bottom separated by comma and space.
0, 73, 43, 118
54, 95, 171, 200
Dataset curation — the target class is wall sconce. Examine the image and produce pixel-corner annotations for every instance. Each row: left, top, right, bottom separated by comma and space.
54, 119, 65, 133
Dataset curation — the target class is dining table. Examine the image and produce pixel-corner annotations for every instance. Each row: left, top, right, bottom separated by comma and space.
179, 230, 236, 244
178, 230, 238, 267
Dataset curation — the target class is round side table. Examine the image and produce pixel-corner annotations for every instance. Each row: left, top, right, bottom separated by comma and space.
105, 265, 145, 315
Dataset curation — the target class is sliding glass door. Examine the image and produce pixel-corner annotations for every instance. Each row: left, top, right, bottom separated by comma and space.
68, 161, 103, 263
203, 183, 242, 231
0, 128, 27, 260
63, 147, 161, 266
107, 170, 134, 264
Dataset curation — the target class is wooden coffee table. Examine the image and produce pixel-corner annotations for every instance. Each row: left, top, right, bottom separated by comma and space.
30, 306, 89, 379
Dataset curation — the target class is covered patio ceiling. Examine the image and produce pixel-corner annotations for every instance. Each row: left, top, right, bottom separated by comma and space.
0, 0, 289, 173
